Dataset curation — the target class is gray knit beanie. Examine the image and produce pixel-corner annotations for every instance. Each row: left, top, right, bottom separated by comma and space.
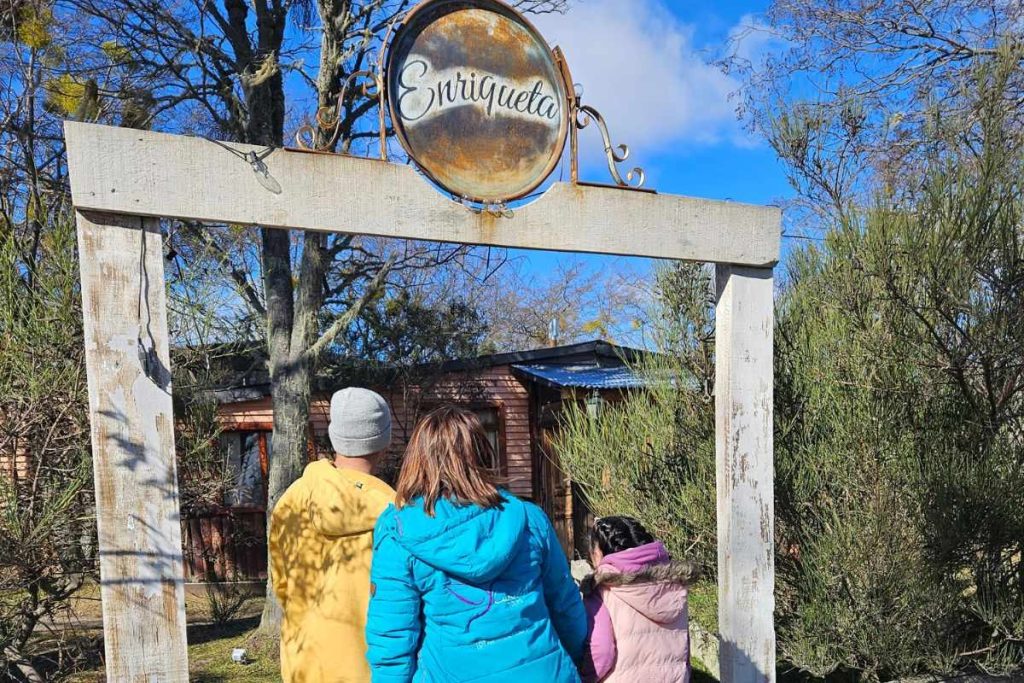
327, 388, 392, 457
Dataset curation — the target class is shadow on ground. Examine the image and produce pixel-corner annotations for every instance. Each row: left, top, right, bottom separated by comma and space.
188, 615, 261, 647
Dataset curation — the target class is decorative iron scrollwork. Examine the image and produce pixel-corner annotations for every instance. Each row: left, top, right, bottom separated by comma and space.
573, 104, 646, 190
295, 69, 383, 154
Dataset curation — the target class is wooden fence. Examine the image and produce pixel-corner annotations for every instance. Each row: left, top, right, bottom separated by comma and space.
181, 508, 267, 581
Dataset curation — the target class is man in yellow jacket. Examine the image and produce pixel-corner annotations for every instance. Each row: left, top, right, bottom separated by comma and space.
269, 387, 396, 683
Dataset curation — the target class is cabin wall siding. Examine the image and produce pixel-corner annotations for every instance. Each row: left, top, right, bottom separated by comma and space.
214, 365, 536, 500
0, 447, 32, 481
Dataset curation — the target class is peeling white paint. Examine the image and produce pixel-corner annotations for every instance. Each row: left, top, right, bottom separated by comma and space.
715, 265, 776, 683
76, 211, 189, 682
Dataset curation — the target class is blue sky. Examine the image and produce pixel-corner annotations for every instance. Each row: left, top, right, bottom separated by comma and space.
514, 0, 792, 276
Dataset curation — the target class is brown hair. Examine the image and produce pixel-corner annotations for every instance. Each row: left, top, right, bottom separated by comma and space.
395, 404, 504, 516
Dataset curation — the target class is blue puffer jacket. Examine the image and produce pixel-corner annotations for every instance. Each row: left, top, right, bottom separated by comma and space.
366, 491, 586, 683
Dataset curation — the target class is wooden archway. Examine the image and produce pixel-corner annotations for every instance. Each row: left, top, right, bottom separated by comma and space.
66, 121, 779, 682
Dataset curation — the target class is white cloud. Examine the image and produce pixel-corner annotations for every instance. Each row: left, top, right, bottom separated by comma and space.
533, 0, 747, 156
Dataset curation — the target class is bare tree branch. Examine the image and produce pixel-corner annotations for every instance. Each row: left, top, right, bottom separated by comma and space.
305, 254, 396, 361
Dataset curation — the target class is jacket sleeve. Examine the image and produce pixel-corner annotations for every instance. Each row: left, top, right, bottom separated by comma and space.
583, 591, 616, 682
366, 516, 421, 683
268, 498, 288, 608
535, 508, 587, 661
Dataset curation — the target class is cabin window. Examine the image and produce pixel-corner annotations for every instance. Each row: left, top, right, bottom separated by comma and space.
473, 407, 503, 472
221, 430, 270, 508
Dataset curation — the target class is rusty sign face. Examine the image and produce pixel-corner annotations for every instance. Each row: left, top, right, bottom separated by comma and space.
386, 0, 569, 204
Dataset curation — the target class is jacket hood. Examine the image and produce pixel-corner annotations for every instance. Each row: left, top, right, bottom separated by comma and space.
389, 491, 526, 583
582, 542, 700, 624
303, 460, 394, 538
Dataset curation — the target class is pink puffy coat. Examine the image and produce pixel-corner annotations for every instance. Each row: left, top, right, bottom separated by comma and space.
581, 541, 698, 683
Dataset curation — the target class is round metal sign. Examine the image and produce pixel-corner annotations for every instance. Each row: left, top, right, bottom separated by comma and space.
386, 0, 569, 204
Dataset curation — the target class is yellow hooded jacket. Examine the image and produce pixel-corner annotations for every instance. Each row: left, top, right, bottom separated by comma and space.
269, 460, 395, 683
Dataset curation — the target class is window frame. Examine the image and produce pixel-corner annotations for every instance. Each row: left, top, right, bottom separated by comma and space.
415, 402, 508, 477
220, 422, 272, 511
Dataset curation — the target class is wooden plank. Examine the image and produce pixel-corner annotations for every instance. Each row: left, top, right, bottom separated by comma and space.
246, 511, 265, 580
64, 122, 780, 266
180, 519, 192, 581
221, 516, 236, 578
211, 517, 226, 580
76, 210, 189, 681
714, 265, 775, 683
189, 517, 206, 581
199, 517, 214, 581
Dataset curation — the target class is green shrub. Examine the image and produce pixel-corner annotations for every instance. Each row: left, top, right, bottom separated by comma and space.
204, 578, 255, 626
773, 65, 1024, 677
555, 263, 718, 574
558, 66, 1024, 680
0, 209, 96, 680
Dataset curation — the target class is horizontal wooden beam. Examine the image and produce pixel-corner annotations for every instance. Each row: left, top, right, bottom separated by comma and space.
65, 122, 780, 265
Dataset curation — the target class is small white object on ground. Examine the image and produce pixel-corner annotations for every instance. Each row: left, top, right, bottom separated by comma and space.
570, 560, 593, 585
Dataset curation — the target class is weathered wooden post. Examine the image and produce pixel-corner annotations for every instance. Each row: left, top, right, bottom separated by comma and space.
76, 211, 189, 681
715, 265, 776, 682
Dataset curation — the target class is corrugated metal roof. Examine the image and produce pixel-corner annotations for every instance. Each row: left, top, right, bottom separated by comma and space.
435, 339, 645, 374
511, 362, 646, 390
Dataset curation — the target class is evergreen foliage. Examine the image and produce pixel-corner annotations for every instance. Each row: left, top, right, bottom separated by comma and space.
557, 63, 1024, 680
774, 62, 1024, 678
0, 208, 96, 680
556, 262, 718, 575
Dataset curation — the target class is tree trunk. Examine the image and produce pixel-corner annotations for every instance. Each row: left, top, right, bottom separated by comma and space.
257, 227, 328, 638
257, 349, 312, 634
242, 0, 347, 638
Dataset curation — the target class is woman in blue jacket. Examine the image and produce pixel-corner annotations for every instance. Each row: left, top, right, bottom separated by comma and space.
367, 405, 586, 683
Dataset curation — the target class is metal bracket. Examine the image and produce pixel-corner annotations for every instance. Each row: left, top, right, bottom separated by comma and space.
573, 102, 646, 190
460, 197, 514, 218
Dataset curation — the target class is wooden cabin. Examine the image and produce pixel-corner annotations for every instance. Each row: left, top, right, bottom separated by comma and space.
182, 340, 644, 582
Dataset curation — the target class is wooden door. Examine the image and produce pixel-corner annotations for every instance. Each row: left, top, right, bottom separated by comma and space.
533, 396, 573, 557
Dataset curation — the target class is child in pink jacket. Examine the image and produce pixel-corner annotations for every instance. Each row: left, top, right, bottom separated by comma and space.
580, 516, 700, 683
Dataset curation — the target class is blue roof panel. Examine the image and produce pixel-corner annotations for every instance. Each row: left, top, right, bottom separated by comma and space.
512, 362, 646, 390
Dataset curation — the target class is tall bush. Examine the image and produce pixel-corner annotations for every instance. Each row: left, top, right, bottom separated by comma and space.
555, 263, 718, 573
0, 207, 96, 681
557, 62, 1024, 680
774, 64, 1024, 678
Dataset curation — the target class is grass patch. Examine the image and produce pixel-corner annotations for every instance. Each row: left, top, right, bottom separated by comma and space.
187, 618, 280, 683
688, 580, 718, 634
64, 617, 280, 683
692, 656, 717, 682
